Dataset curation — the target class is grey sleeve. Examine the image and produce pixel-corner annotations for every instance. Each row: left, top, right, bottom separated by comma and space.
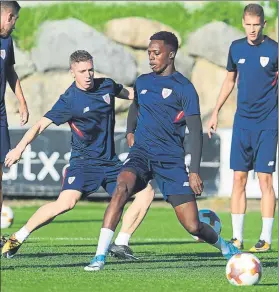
126, 100, 138, 135
184, 115, 203, 174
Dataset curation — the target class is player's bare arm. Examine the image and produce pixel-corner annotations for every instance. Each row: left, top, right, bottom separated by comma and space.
207, 71, 237, 138
6, 65, 29, 126
117, 86, 134, 100
4, 117, 53, 167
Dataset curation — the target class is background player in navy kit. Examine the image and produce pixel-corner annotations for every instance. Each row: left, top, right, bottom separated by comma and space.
0, 1, 29, 247
2, 50, 154, 258
208, 4, 277, 252
85, 31, 240, 272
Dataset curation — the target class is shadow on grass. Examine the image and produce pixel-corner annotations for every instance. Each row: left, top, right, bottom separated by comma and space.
130, 240, 194, 246
15, 251, 93, 258
107, 252, 225, 265
152, 252, 222, 258
52, 219, 103, 223
13, 250, 223, 261
40, 244, 97, 248
1, 251, 227, 271
1, 262, 86, 270
39, 240, 195, 248
1, 259, 227, 271
262, 261, 279, 268
16, 219, 103, 224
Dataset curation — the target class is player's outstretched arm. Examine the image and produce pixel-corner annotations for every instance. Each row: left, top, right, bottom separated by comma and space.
117, 87, 134, 100
207, 71, 237, 138
6, 65, 29, 126
4, 117, 53, 167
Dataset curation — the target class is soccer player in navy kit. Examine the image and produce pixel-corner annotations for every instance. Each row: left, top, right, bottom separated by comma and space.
85, 31, 240, 272
0, 1, 29, 248
2, 50, 154, 258
208, 4, 277, 252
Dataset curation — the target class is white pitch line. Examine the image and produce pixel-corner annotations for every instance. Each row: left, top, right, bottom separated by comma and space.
28, 237, 278, 242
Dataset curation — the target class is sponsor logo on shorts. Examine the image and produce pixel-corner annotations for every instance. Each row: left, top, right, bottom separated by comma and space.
260, 56, 269, 67
183, 182, 189, 187
0, 49, 6, 60
140, 89, 147, 94
162, 88, 172, 99
83, 106, 90, 113
102, 93, 111, 104
238, 58, 245, 64
68, 176, 75, 184
123, 158, 131, 165
268, 161, 274, 166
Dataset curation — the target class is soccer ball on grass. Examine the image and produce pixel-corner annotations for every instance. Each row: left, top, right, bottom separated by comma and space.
226, 253, 262, 286
1, 205, 14, 229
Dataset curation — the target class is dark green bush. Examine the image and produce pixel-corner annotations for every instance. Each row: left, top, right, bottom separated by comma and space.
13, 1, 278, 51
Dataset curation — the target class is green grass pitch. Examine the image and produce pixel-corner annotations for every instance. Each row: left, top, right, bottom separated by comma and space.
1, 203, 278, 292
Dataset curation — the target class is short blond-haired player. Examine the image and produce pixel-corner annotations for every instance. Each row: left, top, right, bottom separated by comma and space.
2, 50, 154, 258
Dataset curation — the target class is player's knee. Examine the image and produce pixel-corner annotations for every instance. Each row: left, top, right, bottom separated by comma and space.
66, 199, 77, 211
114, 182, 130, 202
185, 221, 201, 236
56, 198, 77, 212
258, 174, 273, 193
233, 173, 247, 189
137, 184, 155, 205
145, 184, 155, 199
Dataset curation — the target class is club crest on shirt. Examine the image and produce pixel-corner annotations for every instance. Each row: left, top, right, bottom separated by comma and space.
162, 88, 172, 99
68, 176, 75, 184
260, 56, 269, 67
102, 93, 110, 104
0, 49, 6, 60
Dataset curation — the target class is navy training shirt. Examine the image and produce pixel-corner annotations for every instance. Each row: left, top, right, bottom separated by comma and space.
133, 71, 201, 161
0, 36, 15, 127
227, 36, 278, 130
45, 78, 123, 164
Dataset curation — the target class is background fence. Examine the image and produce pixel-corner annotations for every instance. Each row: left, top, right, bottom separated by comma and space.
3, 127, 277, 199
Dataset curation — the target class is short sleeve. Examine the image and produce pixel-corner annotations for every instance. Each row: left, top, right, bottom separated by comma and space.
274, 53, 278, 72
133, 82, 139, 106
8, 38, 15, 66
181, 82, 200, 116
44, 93, 72, 126
226, 44, 237, 72
111, 79, 124, 96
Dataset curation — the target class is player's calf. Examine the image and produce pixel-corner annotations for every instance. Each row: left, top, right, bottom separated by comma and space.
103, 182, 133, 230
190, 222, 241, 259
112, 182, 131, 207
188, 221, 218, 244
